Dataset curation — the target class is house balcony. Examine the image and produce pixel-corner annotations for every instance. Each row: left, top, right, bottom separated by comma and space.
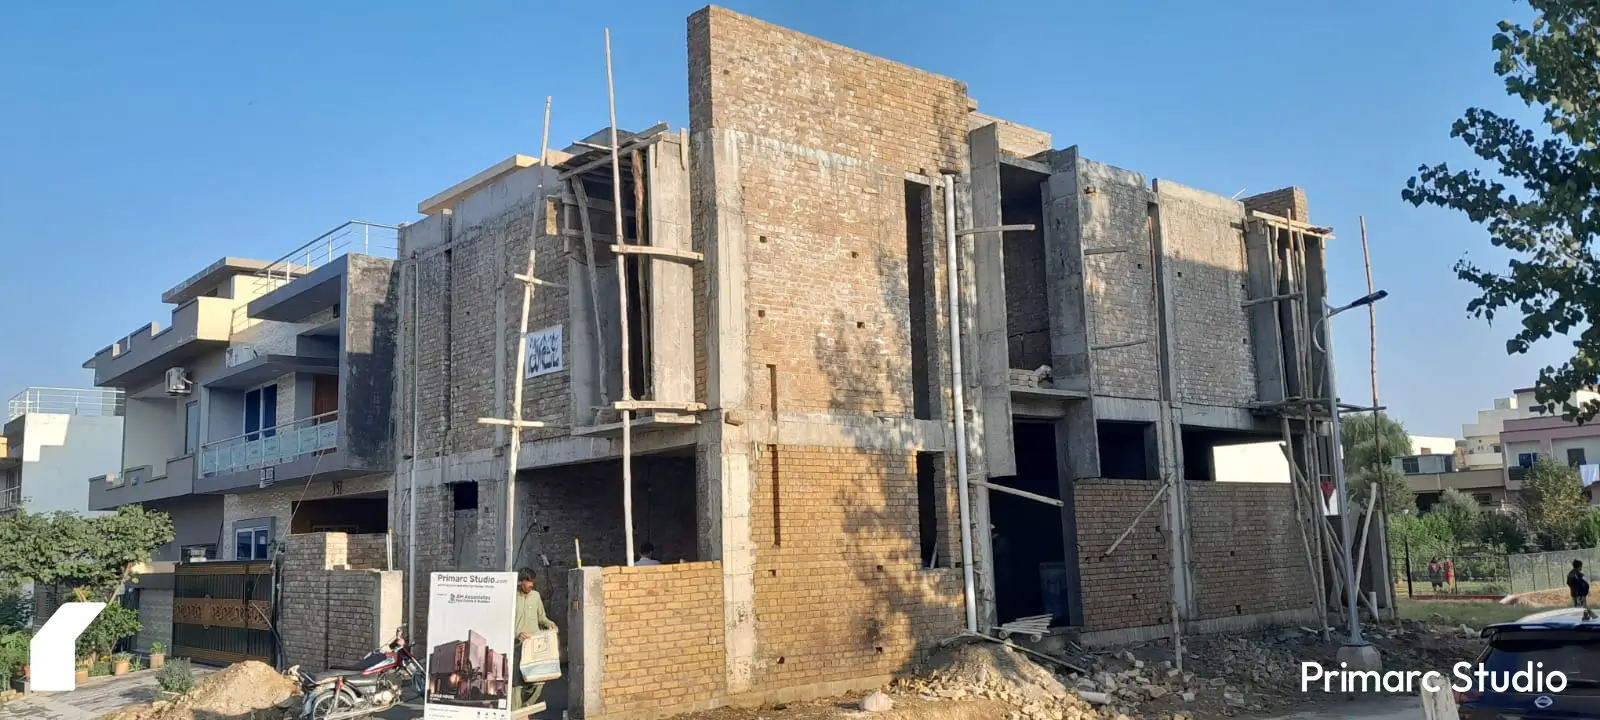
85, 296, 237, 389
195, 412, 365, 493
246, 222, 397, 324
88, 454, 197, 512
0, 485, 21, 513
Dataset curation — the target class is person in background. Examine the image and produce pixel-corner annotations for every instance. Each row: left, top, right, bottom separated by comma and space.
636, 543, 661, 566
1427, 557, 1443, 593
1443, 557, 1455, 590
514, 567, 555, 709
1569, 559, 1590, 609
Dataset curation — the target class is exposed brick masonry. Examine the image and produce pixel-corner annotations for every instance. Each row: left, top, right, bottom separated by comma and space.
1074, 480, 1171, 632
1187, 483, 1316, 620
599, 562, 726, 717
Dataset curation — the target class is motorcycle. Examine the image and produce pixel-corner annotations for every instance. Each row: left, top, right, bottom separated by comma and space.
298, 626, 426, 720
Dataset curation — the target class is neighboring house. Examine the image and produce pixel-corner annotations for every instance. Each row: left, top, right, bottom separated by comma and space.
1501, 411, 1600, 505
0, 386, 124, 625
0, 386, 124, 515
1460, 387, 1600, 470
392, 7, 1339, 718
81, 228, 401, 655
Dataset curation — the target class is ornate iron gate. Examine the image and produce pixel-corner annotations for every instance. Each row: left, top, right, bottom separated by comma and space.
172, 560, 276, 666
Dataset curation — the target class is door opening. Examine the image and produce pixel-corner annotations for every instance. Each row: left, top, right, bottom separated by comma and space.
990, 421, 1070, 626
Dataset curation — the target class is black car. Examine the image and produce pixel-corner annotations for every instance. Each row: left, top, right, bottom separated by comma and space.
1463, 608, 1600, 718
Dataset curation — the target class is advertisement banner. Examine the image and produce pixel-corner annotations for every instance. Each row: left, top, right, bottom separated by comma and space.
423, 572, 516, 720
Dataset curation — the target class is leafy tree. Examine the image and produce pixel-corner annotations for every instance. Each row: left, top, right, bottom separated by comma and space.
1436, 488, 1484, 539
0, 506, 173, 601
1520, 458, 1590, 549
1480, 511, 1530, 553
76, 604, 138, 662
1402, 1, 1600, 422
1339, 413, 1415, 514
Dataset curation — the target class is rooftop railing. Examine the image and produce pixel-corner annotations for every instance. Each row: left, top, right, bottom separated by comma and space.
6, 387, 126, 422
259, 221, 399, 284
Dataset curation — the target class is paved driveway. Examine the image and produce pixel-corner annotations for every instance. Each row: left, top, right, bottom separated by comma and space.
1259, 696, 1422, 720
0, 666, 216, 720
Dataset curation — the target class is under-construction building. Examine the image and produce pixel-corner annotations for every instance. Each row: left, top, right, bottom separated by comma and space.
393, 6, 1360, 718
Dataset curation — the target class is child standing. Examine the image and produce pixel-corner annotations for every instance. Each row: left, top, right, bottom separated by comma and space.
1569, 559, 1590, 608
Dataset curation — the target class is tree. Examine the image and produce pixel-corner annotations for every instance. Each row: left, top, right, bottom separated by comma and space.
1402, 1, 1600, 422
1436, 488, 1484, 540
0, 506, 173, 600
1519, 458, 1590, 549
1340, 413, 1415, 514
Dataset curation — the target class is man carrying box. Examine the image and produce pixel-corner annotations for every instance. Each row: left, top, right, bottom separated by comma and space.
514, 567, 558, 712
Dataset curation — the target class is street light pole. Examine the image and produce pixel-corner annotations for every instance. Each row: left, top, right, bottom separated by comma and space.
1317, 290, 1387, 651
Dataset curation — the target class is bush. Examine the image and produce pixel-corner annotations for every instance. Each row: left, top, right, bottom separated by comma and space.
76, 604, 139, 661
0, 630, 29, 676
156, 658, 193, 695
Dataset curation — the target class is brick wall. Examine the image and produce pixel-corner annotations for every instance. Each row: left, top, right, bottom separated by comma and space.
520, 457, 699, 633
1077, 160, 1161, 400
404, 188, 569, 463
598, 562, 725, 716
1074, 480, 1171, 632
1187, 483, 1316, 620
278, 532, 397, 671
690, 4, 967, 421
1156, 182, 1257, 408
1241, 187, 1309, 222
750, 446, 963, 691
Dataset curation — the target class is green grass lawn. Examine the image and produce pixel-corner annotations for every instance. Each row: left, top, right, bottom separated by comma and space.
1397, 598, 1539, 628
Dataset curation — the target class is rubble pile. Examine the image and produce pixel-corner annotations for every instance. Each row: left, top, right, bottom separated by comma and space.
891, 642, 1138, 720
104, 660, 301, 720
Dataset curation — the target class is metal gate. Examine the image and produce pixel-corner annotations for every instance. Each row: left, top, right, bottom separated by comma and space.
172, 560, 276, 666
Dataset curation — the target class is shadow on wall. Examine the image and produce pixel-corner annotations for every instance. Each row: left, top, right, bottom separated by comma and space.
763, 230, 963, 686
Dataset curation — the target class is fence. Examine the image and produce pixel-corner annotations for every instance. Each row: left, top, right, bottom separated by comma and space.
5, 387, 125, 422
1400, 544, 1600, 597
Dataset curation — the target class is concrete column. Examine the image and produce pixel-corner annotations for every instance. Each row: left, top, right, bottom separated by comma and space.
648, 133, 696, 406
693, 128, 757, 695
1042, 148, 1100, 480
966, 124, 1016, 478
1149, 185, 1193, 616
567, 567, 604, 718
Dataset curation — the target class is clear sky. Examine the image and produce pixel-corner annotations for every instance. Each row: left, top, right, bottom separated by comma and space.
0, 0, 1557, 438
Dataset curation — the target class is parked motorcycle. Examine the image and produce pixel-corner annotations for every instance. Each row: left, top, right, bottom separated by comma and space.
299, 626, 426, 720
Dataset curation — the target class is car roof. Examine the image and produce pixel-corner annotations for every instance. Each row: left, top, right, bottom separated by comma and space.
1481, 608, 1600, 638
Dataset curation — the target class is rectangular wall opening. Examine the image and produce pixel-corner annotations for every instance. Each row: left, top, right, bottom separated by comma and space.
1181, 426, 1289, 483
1000, 165, 1050, 371
915, 452, 940, 567
905, 181, 934, 419
567, 160, 654, 413
451, 481, 480, 569
1097, 420, 1156, 480
290, 493, 389, 534
991, 421, 1069, 626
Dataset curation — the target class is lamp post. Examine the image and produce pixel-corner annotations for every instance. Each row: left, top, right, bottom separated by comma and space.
1316, 290, 1387, 657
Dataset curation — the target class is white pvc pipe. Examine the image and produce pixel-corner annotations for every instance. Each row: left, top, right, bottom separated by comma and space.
943, 175, 978, 633
407, 259, 420, 636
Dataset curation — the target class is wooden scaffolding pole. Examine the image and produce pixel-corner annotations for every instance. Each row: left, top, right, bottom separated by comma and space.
604, 28, 637, 568
481, 97, 556, 574
1360, 216, 1401, 622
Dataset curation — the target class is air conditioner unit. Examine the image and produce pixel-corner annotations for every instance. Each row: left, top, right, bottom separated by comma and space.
225, 345, 259, 368
164, 367, 192, 396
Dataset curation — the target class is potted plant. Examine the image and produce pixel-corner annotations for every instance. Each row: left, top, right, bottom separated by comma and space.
111, 653, 131, 676
74, 660, 89, 685
148, 641, 165, 670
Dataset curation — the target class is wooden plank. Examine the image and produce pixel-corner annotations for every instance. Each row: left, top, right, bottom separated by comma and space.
608, 244, 703, 263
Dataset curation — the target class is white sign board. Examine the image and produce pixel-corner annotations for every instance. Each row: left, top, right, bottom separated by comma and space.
423, 572, 515, 720
523, 326, 564, 380
31, 602, 105, 692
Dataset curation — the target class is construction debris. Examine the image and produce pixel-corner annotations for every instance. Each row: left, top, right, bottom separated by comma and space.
102, 661, 300, 720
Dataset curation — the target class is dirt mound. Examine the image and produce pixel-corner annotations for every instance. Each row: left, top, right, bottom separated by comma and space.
893, 642, 1131, 720
1507, 588, 1570, 607
103, 661, 300, 720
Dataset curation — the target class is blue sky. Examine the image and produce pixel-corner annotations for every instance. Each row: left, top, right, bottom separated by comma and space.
0, 0, 1555, 438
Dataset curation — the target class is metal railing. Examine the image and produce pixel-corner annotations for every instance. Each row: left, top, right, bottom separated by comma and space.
198, 411, 339, 478
6, 387, 126, 422
0, 486, 22, 511
260, 221, 399, 284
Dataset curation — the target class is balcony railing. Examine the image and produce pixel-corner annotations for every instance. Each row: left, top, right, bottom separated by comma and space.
198, 412, 339, 478
6, 387, 126, 422
0, 486, 21, 512
260, 221, 398, 284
